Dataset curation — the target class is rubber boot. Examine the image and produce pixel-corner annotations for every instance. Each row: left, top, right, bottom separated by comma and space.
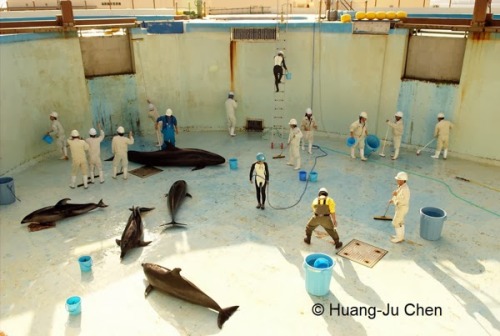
83, 175, 88, 189
350, 147, 356, 159
112, 167, 117, 179
123, 166, 128, 180
360, 148, 367, 161
431, 150, 440, 159
308, 142, 312, 154
443, 149, 448, 160
90, 171, 95, 183
391, 226, 405, 243
230, 127, 235, 137
304, 233, 311, 244
99, 170, 104, 183
392, 148, 399, 160
294, 158, 301, 170
63, 146, 68, 160
70, 176, 76, 189
335, 240, 343, 249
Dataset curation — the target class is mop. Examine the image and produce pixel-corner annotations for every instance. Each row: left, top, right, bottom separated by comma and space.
379, 126, 390, 157
416, 138, 436, 155
373, 202, 392, 221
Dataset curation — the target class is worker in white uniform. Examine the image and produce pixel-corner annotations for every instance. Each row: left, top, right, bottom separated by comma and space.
112, 126, 134, 180
287, 118, 303, 170
67, 130, 90, 189
300, 108, 318, 154
249, 152, 270, 210
85, 125, 105, 184
46, 112, 68, 160
389, 171, 410, 243
349, 111, 368, 161
147, 99, 161, 146
273, 51, 288, 92
432, 113, 454, 159
386, 111, 404, 160
303, 187, 343, 249
225, 92, 238, 137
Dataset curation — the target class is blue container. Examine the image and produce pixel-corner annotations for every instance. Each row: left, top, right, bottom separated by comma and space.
285, 72, 292, 80
364, 134, 380, 157
0, 177, 16, 205
299, 170, 307, 181
78, 255, 93, 272
43, 134, 53, 144
65, 296, 81, 315
229, 158, 238, 170
309, 171, 318, 182
303, 253, 335, 296
420, 207, 447, 241
346, 137, 356, 147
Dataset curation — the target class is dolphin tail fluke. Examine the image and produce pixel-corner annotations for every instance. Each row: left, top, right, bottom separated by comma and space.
139, 240, 152, 247
97, 199, 108, 208
217, 305, 239, 329
160, 221, 187, 227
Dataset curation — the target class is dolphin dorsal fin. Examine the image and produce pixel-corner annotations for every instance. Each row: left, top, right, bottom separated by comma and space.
171, 268, 182, 276
55, 198, 71, 207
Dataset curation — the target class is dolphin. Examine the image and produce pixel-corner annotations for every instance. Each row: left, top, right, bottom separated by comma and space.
107, 143, 225, 171
142, 263, 239, 329
161, 180, 191, 227
21, 198, 108, 232
116, 206, 154, 259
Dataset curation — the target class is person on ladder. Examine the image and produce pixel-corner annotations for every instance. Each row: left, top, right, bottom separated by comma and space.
389, 172, 410, 243
273, 51, 288, 92
386, 111, 404, 160
301, 108, 317, 154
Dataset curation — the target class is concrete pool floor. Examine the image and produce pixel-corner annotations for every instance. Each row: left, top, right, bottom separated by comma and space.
0, 131, 499, 336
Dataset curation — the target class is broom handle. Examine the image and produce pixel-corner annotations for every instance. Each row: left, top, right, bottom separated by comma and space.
380, 125, 390, 153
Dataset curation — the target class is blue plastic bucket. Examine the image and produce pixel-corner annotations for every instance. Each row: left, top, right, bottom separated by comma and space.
78, 255, 93, 272
364, 134, 380, 157
346, 137, 356, 147
309, 171, 318, 182
303, 253, 335, 296
0, 177, 16, 205
419, 207, 447, 241
229, 158, 238, 170
43, 134, 53, 144
65, 296, 81, 315
299, 170, 307, 181
285, 72, 292, 80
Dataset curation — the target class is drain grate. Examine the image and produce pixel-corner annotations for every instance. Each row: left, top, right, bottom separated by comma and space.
129, 166, 163, 178
336, 239, 388, 268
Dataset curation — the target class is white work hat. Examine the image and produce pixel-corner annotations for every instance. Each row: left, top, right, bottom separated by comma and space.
148, 103, 155, 111
278, 50, 284, 55
289, 118, 297, 125
437, 113, 445, 119
395, 111, 403, 118
228, 91, 234, 97
306, 108, 312, 115
166, 108, 173, 116
71, 130, 80, 137
395, 171, 408, 181
117, 126, 125, 134
89, 128, 97, 136
50, 111, 58, 118
318, 187, 328, 196
359, 111, 368, 119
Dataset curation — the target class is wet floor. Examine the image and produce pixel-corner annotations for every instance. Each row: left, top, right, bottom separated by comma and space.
0, 131, 499, 335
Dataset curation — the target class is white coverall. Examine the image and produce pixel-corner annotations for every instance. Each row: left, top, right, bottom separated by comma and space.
49, 120, 68, 158
301, 116, 317, 154
67, 138, 90, 188
433, 120, 453, 158
391, 182, 410, 242
287, 127, 303, 169
387, 119, 404, 159
85, 129, 105, 183
147, 103, 161, 146
112, 134, 134, 179
225, 98, 238, 136
349, 119, 368, 160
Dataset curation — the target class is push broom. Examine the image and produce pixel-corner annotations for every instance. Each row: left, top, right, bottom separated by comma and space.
416, 138, 435, 155
272, 143, 287, 159
373, 202, 392, 221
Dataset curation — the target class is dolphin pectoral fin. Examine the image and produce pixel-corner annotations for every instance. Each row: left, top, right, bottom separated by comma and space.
139, 240, 152, 247
145, 284, 153, 297
217, 306, 239, 329
138, 207, 155, 213
115, 239, 121, 246
186, 193, 193, 198
28, 222, 56, 232
191, 166, 205, 171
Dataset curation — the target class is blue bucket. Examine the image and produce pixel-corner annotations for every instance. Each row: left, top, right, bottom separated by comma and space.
419, 207, 447, 241
229, 158, 238, 170
346, 137, 356, 147
43, 134, 53, 144
364, 134, 380, 157
303, 253, 335, 296
0, 177, 16, 205
78, 255, 93, 272
299, 170, 307, 181
65, 296, 81, 315
309, 171, 318, 182
285, 72, 292, 80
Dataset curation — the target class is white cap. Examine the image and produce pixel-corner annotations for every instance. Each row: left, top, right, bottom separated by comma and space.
229, 91, 234, 96
278, 50, 284, 55
166, 108, 173, 116
437, 113, 445, 119
148, 103, 155, 111
89, 128, 97, 136
306, 108, 312, 115
289, 118, 297, 125
319, 187, 328, 194
318, 187, 328, 196
395, 171, 408, 181
50, 111, 58, 118
395, 111, 403, 118
71, 130, 80, 137
359, 111, 368, 119
117, 126, 125, 134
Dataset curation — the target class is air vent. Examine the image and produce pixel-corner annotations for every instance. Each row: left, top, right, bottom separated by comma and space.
232, 28, 277, 41
246, 118, 264, 132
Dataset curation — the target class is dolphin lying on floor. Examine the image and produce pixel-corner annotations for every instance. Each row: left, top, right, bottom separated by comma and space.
161, 180, 192, 227
116, 207, 154, 259
108, 143, 225, 171
21, 198, 108, 232
142, 263, 239, 329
